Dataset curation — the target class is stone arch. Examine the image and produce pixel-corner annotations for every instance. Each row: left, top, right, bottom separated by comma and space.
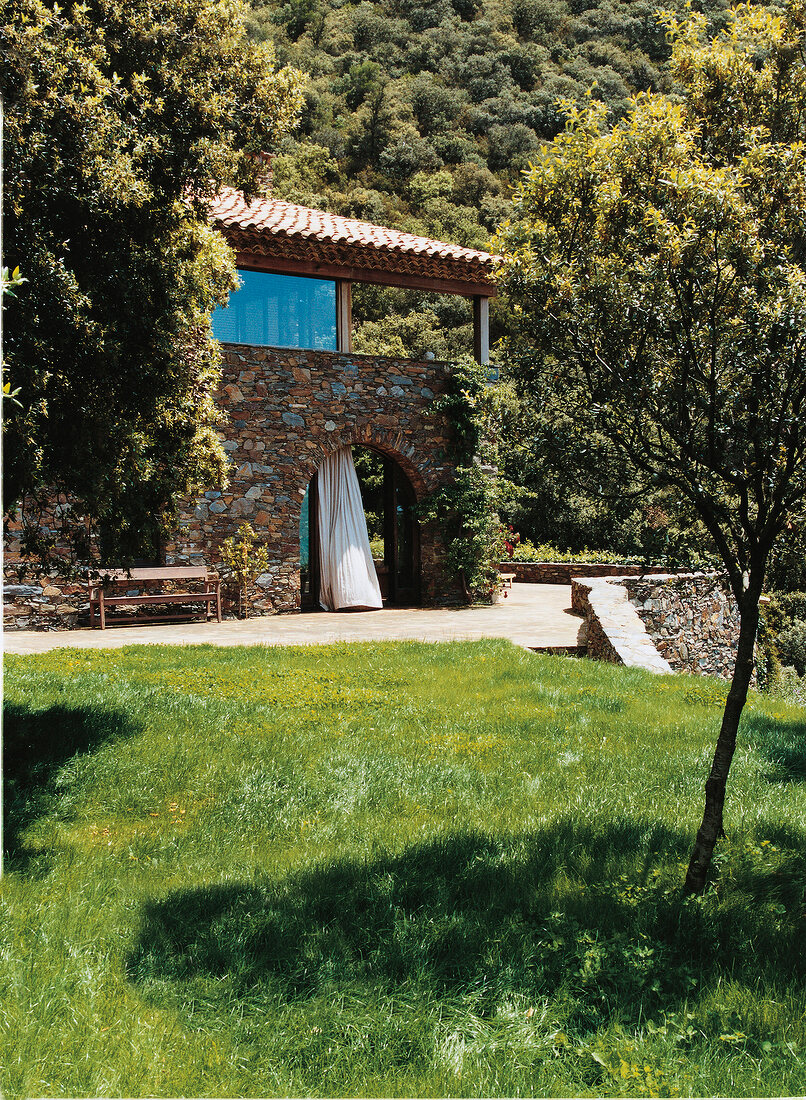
294, 422, 430, 511
298, 426, 426, 609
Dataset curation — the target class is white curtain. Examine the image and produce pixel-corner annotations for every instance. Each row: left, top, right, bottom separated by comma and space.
317, 446, 383, 611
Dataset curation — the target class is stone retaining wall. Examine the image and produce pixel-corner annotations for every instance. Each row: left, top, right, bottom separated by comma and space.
572, 572, 740, 680
622, 573, 740, 679
500, 562, 670, 584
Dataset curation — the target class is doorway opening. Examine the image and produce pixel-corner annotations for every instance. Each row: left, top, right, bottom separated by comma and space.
300, 446, 421, 610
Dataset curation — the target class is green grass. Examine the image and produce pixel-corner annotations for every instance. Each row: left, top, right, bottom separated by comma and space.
3, 640, 806, 1098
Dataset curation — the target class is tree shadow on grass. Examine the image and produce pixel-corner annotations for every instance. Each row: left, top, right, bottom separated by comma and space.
3, 700, 141, 874
127, 820, 806, 1033
746, 712, 806, 783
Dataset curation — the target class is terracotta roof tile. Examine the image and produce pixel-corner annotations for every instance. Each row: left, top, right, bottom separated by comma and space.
209, 187, 496, 268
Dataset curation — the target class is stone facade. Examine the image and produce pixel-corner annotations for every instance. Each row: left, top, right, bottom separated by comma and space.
3, 345, 461, 629
163, 344, 458, 614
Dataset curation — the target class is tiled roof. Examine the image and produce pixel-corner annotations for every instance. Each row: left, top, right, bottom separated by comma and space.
208, 187, 496, 292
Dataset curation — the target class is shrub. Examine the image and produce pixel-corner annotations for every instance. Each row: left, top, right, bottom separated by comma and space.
511, 540, 635, 564
419, 464, 508, 602
219, 523, 270, 619
758, 592, 806, 690
776, 621, 806, 677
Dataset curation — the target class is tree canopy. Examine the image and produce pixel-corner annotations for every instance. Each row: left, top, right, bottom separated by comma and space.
494, 0, 806, 892
2, 0, 304, 562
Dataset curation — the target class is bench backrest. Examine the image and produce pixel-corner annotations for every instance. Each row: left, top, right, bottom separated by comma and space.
91, 567, 213, 581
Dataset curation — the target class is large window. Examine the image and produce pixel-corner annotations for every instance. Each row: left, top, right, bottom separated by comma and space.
211, 270, 338, 350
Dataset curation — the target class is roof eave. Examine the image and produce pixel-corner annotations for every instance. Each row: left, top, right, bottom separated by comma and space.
222, 226, 497, 297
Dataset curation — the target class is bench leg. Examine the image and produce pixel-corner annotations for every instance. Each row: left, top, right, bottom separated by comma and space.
99, 590, 106, 630
215, 578, 222, 623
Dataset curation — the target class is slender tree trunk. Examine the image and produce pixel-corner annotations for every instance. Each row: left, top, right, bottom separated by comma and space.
684, 594, 760, 895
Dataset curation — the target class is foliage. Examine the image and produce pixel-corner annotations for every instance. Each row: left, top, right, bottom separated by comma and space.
1, 0, 304, 564
776, 621, 806, 677
219, 523, 270, 618
766, 512, 806, 592
419, 463, 511, 600
420, 356, 526, 600
244, 0, 730, 354
759, 591, 806, 689
497, 405, 721, 565
512, 539, 633, 564
755, 607, 783, 695
1, 266, 25, 409
3, 641, 806, 1097
769, 663, 806, 705
762, 592, 806, 637
496, 8, 806, 598
494, 0, 806, 893
352, 446, 385, 547
0, 266, 24, 296
350, 284, 474, 361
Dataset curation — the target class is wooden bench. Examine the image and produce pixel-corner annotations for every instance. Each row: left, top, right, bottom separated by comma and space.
500, 572, 515, 590
88, 567, 222, 629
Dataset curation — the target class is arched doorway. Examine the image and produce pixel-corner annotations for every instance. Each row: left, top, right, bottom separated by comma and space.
300, 446, 421, 609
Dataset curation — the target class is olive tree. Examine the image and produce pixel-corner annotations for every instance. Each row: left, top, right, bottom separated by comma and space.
494, 0, 806, 894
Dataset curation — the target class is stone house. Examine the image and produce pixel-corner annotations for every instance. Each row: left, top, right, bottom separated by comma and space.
4, 189, 496, 624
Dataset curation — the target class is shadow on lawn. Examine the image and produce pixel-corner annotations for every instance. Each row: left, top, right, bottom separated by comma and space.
127, 821, 806, 1029
747, 712, 806, 783
3, 700, 141, 873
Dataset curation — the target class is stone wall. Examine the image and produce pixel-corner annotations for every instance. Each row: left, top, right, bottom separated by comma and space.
571, 572, 740, 680
165, 344, 458, 613
4, 345, 460, 627
499, 562, 671, 584
621, 573, 740, 679
3, 576, 85, 632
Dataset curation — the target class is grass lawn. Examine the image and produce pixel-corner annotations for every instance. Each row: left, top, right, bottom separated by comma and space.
3, 639, 806, 1098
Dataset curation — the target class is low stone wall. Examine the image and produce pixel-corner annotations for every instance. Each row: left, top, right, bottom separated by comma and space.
571, 572, 740, 680
622, 573, 740, 679
500, 562, 670, 584
3, 570, 248, 632
3, 577, 85, 631
571, 577, 672, 674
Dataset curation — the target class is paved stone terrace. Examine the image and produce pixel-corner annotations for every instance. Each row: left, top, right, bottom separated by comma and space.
3, 583, 583, 656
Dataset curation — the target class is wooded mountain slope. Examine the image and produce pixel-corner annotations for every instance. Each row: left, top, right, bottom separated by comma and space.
245, 0, 730, 360
247, 0, 729, 249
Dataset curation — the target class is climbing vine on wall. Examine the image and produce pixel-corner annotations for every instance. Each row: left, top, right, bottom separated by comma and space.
419, 356, 527, 602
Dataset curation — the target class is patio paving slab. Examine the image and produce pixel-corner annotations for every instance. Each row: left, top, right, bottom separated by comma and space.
3, 582, 584, 655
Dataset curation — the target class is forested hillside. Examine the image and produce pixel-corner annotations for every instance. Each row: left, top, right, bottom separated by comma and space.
248, 0, 729, 244
245, 0, 730, 362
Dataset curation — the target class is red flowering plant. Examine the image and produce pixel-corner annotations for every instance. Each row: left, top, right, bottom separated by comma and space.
503, 526, 520, 559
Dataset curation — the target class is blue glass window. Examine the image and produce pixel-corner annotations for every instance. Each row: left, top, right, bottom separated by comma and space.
211, 270, 338, 350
